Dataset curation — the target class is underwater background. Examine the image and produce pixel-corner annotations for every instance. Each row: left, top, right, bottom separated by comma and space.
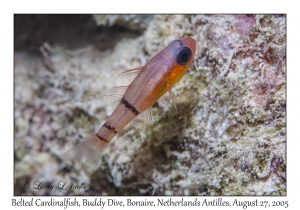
14, 14, 286, 195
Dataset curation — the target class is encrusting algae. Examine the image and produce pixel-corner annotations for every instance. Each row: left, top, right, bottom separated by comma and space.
14, 14, 286, 195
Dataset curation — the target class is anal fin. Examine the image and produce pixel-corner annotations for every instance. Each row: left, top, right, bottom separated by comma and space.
130, 107, 152, 129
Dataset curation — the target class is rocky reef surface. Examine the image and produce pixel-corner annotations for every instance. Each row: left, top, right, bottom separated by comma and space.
14, 14, 286, 195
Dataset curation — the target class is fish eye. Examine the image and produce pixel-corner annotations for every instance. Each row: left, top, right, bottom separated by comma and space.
175, 47, 192, 66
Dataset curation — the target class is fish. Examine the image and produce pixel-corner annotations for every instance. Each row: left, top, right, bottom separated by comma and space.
62, 36, 197, 176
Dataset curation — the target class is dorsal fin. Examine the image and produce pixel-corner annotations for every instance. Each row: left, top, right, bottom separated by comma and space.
120, 66, 144, 82
101, 66, 144, 108
102, 86, 128, 105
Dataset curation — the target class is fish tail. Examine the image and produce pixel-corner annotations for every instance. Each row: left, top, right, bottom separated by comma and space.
62, 134, 109, 176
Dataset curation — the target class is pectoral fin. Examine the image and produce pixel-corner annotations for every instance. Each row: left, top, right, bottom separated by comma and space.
168, 88, 177, 112
158, 91, 171, 109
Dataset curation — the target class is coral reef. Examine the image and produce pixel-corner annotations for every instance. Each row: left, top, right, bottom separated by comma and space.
14, 14, 286, 195
93, 15, 153, 32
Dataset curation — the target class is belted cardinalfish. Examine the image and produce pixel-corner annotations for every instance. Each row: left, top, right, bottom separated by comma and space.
63, 37, 197, 176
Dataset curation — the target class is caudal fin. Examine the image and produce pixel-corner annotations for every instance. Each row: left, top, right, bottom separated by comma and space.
62, 134, 109, 176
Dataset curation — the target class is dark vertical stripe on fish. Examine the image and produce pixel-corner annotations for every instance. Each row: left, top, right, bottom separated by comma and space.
95, 133, 109, 143
121, 98, 140, 115
104, 123, 117, 134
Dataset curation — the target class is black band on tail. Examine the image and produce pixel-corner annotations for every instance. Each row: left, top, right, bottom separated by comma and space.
95, 133, 109, 143
121, 98, 140, 115
104, 123, 117, 134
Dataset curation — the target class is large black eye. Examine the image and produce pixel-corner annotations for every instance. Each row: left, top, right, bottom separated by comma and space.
175, 47, 192, 66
